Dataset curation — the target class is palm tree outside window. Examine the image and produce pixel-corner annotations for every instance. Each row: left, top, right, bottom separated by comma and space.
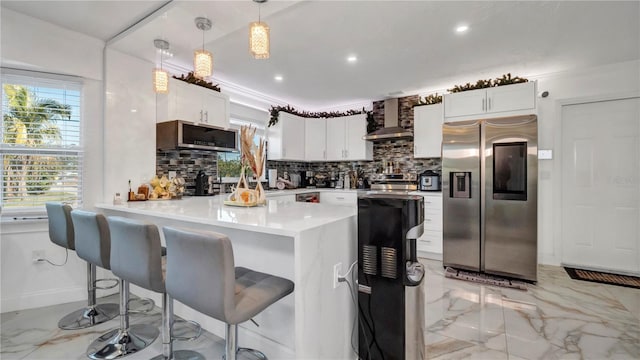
1, 71, 82, 210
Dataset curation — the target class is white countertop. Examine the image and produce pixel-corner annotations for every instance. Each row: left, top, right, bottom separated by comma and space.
264, 188, 361, 196
96, 195, 356, 237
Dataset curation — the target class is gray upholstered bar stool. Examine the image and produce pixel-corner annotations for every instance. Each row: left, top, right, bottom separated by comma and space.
86, 216, 161, 359
163, 226, 295, 360
45, 202, 118, 330
87, 216, 201, 360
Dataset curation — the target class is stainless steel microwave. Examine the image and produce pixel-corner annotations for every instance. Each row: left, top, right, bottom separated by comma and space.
156, 120, 238, 152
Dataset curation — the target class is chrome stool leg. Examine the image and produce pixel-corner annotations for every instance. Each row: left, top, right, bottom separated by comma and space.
151, 293, 204, 360
87, 279, 159, 359
58, 263, 119, 330
224, 324, 268, 360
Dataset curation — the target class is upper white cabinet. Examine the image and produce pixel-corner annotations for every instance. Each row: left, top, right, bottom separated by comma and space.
305, 118, 327, 161
326, 114, 373, 161
156, 78, 230, 128
443, 81, 536, 121
267, 112, 306, 161
413, 103, 444, 158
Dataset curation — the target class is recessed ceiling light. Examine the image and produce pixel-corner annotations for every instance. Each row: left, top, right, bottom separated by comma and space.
274, 75, 283, 81
347, 55, 358, 63
456, 25, 469, 33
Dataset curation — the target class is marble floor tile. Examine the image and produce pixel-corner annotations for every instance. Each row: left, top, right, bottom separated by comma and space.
3, 259, 639, 360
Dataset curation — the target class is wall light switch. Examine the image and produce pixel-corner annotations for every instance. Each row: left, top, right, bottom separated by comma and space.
538, 149, 553, 160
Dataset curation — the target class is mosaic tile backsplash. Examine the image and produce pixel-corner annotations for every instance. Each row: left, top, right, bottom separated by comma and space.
157, 94, 441, 191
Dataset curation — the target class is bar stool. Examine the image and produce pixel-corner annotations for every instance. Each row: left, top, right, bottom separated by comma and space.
86, 216, 161, 359
88, 216, 201, 360
45, 202, 118, 329
163, 226, 295, 360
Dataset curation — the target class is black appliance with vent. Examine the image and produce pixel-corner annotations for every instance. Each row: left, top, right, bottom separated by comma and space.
357, 193, 426, 360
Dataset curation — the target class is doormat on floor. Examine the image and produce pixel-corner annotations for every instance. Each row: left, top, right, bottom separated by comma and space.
444, 267, 528, 290
564, 267, 640, 289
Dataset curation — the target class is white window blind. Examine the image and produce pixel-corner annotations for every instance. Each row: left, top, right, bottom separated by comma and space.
1, 70, 83, 210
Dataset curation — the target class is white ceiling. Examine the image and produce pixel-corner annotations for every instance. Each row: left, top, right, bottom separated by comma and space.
3, 1, 639, 111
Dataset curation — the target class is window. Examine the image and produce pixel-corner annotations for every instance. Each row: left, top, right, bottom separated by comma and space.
1, 70, 83, 211
218, 119, 265, 182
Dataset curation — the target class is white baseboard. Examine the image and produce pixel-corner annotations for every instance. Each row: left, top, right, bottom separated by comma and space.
1, 286, 86, 313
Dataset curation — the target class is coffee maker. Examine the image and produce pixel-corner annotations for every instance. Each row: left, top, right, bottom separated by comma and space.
194, 170, 207, 196
305, 170, 315, 188
358, 193, 426, 360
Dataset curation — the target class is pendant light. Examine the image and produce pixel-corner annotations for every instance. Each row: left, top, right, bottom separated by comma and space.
194, 17, 213, 79
153, 39, 170, 94
249, 0, 270, 59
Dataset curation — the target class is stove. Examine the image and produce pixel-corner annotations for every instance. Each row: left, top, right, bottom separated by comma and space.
368, 173, 418, 192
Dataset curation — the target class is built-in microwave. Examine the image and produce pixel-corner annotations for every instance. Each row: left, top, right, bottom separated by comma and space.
156, 120, 238, 152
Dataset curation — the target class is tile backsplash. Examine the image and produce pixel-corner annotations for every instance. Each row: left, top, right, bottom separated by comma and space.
156, 150, 218, 196
156, 94, 441, 191
266, 94, 441, 180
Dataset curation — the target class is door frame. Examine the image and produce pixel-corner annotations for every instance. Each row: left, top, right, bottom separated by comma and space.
554, 91, 640, 272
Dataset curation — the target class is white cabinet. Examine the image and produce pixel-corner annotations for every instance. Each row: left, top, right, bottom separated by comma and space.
305, 118, 327, 161
156, 78, 230, 128
413, 104, 444, 158
417, 193, 443, 256
267, 112, 306, 161
326, 114, 373, 161
321, 192, 357, 206
444, 82, 536, 121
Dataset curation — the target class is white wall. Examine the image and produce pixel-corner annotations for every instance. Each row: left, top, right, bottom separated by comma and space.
0, 9, 107, 312
103, 48, 157, 200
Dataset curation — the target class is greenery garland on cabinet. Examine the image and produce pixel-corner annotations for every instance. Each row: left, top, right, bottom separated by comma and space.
414, 73, 528, 107
173, 72, 221, 92
268, 105, 372, 128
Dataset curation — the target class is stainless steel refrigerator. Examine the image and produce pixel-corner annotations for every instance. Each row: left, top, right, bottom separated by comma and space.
442, 115, 538, 282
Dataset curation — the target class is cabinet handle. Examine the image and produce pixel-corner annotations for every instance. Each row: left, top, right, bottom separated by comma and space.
482, 98, 485, 111
336, 197, 345, 200
488, 98, 491, 110
205, 111, 209, 123
199, 110, 203, 121
323, 150, 326, 159
345, 150, 348, 158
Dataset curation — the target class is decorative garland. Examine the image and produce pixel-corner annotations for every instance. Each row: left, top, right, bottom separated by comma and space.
414, 73, 528, 107
448, 73, 528, 93
268, 105, 371, 127
173, 72, 221, 92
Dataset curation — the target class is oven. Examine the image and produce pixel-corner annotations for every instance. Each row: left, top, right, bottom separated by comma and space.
368, 173, 418, 194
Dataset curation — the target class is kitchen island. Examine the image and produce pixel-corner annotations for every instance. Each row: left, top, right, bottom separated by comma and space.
96, 195, 357, 359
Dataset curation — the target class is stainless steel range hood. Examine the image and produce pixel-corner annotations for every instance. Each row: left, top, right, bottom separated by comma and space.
363, 98, 413, 141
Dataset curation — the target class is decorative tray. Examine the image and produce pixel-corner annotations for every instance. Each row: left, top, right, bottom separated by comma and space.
223, 200, 259, 207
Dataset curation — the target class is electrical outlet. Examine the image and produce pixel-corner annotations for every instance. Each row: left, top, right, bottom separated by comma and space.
333, 262, 342, 289
32, 250, 45, 264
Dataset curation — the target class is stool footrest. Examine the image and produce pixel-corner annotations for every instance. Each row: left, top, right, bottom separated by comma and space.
94, 278, 119, 290
127, 297, 155, 314
172, 319, 202, 342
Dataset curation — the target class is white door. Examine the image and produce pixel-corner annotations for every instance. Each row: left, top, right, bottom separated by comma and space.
561, 97, 640, 273
486, 81, 535, 114
413, 104, 443, 158
443, 89, 485, 118
281, 113, 306, 161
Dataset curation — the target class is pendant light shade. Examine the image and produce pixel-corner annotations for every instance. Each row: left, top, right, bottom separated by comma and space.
194, 17, 213, 79
153, 68, 169, 94
153, 39, 170, 94
249, 21, 270, 59
193, 49, 213, 79
250, 0, 270, 59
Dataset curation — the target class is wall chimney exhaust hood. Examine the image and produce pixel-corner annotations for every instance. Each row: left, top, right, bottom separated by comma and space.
363, 98, 413, 141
